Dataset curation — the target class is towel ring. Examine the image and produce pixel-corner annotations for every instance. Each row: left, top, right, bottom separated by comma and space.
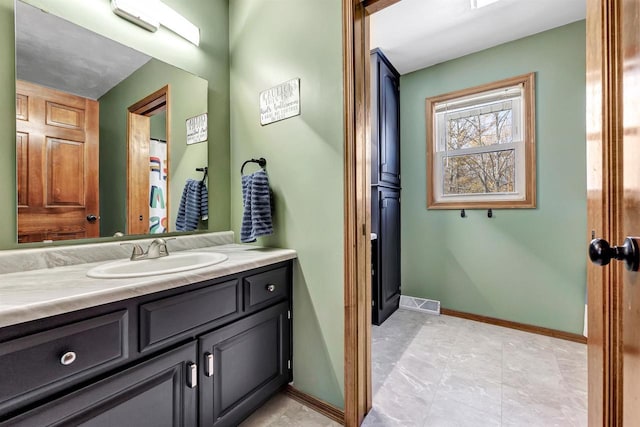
241, 158, 267, 174
196, 166, 208, 182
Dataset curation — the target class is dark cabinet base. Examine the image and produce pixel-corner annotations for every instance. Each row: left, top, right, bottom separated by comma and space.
0, 261, 294, 427
372, 187, 401, 326
371, 48, 401, 326
199, 302, 291, 427
3, 342, 198, 427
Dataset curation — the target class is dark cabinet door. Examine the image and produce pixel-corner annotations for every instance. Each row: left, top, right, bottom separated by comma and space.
4, 342, 198, 427
374, 187, 401, 325
199, 302, 291, 427
371, 50, 401, 187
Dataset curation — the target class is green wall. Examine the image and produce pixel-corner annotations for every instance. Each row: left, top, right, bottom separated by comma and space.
400, 21, 587, 334
0, 0, 16, 249
150, 111, 166, 141
229, 0, 345, 408
98, 59, 208, 236
0, 0, 229, 249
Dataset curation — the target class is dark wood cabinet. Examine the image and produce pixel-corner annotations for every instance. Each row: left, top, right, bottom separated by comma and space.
199, 302, 291, 427
0, 261, 293, 426
0, 310, 129, 416
372, 187, 401, 325
371, 48, 401, 325
3, 341, 198, 427
371, 48, 401, 187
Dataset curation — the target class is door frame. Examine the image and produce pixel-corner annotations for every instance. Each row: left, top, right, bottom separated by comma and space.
343, 0, 615, 426
586, 0, 622, 425
126, 85, 170, 235
342, 0, 400, 425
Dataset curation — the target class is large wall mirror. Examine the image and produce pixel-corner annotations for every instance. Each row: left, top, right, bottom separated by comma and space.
15, 0, 209, 244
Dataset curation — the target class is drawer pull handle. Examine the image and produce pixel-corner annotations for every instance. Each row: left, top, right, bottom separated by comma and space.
205, 353, 214, 377
187, 363, 197, 388
60, 351, 77, 366
266, 284, 276, 292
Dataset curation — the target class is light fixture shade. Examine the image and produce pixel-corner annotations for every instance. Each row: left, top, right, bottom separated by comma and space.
111, 0, 159, 32
470, 0, 500, 9
156, 2, 200, 46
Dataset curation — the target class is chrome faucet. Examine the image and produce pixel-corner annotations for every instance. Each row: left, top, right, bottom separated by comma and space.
146, 238, 172, 259
120, 238, 174, 261
120, 243, 146, 261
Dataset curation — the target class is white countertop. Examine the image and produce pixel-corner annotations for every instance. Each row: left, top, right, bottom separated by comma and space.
0, 244, 297, 329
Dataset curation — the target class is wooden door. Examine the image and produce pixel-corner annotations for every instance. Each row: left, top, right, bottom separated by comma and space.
127, 112, 151, 235
127, 86, 169, 236
16, 81, 99, 243
587, 0, 640, 425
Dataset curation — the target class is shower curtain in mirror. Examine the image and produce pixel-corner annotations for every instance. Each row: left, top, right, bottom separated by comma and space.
149, 139, 167, 233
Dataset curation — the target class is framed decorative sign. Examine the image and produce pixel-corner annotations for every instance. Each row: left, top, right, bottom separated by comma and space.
186, 113, 208, 145
259, 78, 300, 126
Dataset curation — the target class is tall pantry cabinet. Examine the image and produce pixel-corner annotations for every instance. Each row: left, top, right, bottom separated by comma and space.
371, 48, 401, 325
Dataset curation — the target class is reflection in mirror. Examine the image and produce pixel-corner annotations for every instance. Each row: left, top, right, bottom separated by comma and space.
15, 1, 209, 243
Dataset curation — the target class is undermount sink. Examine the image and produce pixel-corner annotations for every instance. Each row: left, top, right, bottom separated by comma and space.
87, 252, 228, 279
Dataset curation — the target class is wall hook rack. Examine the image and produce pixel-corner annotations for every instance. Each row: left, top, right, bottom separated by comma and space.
241, 157, 267, 174
460, 209, 466, 218
488, 209, 493, 218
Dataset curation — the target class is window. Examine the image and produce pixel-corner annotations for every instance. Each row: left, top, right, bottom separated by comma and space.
426, 73, 536, 209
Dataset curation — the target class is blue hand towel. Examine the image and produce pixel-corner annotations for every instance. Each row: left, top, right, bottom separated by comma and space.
241, 169, 273, 243
176, 179, 208, 231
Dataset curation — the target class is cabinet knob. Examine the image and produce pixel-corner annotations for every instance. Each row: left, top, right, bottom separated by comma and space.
60, 351, 77, 366
266, 284, 276, 292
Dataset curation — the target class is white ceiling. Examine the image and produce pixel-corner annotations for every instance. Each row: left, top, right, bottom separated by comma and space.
370, 0, 586, 75
16, 1, 151, 100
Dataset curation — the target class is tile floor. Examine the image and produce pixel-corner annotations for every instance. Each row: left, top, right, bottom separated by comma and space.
240, 393, 341, 427
363, 309, 587, 427
243, 309, 587, 426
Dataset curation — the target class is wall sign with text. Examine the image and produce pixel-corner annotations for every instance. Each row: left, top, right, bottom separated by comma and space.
186, 113, 208, 145
259, 78, 301, 126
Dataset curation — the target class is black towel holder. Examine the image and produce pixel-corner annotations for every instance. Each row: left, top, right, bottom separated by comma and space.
241, 157, 267, 174
196, 166, 208, 182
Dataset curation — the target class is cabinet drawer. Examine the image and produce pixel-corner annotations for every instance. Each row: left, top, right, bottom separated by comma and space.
0, 310, 128, 413
244, 266, 288, 311
139, 279, 240, 352
3, 341, 197, 427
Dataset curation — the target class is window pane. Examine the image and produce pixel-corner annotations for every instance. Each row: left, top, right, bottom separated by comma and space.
446, 108, 512, 150
442, 149, 515, 195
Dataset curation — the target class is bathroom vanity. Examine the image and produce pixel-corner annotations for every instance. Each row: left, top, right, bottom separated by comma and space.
0, 233, 296, 426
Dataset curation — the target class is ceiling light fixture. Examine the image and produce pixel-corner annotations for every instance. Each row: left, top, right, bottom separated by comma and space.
470, 0, 500, 9
111, 0, 200, 46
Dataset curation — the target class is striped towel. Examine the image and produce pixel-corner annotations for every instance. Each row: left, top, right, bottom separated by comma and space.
175, 179, 208, 231
241, 169, 273, 243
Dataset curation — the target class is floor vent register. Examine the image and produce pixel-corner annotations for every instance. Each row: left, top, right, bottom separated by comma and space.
399, 295, 441, 315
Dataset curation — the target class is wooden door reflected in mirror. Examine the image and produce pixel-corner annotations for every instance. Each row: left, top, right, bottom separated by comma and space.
127, 86, 169, 236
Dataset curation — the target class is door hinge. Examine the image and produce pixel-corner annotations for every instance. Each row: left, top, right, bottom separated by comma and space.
287, 310, 291, 319
362, 223, 366, 236
287, 360, 291, 370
